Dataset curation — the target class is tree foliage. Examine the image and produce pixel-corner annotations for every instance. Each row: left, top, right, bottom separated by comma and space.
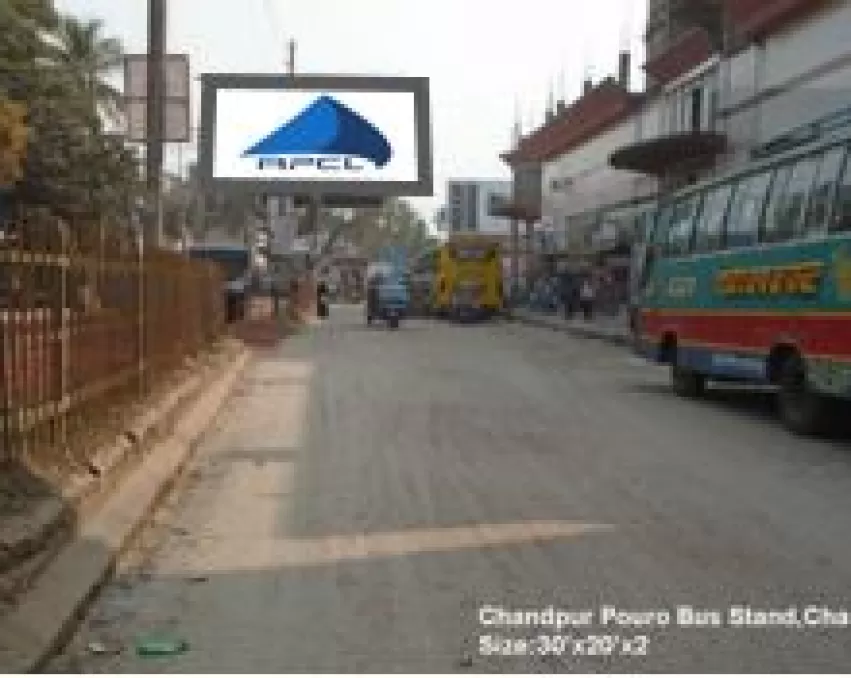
0, 96, 28, 186
345, 199, 434, 259
0, 0, 139, 222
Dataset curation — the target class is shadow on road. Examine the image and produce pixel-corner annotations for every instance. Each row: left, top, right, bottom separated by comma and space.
623, 381, 851, 440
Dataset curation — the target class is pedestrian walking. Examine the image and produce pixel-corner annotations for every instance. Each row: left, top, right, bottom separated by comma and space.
271, 277, 281, 317
558, 274, 573, 318
317, 280, 329, 318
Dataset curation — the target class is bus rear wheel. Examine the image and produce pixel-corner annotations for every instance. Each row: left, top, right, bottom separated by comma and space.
671, 364, 706, 398
777, 353, 833, 436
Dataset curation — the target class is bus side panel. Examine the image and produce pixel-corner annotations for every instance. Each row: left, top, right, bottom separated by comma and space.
481, 256, 502, 312
639, 238, 851, 391
435, 247, 458, 311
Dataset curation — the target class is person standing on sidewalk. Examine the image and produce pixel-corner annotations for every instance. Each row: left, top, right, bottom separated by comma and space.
579, 277, 595, 321
317, 279, 329, 318
559, 273, 574, 319
271, 276, 282, 318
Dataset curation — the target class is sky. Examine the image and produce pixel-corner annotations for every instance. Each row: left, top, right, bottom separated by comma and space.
55, 0, 648, 224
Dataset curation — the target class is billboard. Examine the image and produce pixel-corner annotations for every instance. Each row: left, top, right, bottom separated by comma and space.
198, 75, 433, 201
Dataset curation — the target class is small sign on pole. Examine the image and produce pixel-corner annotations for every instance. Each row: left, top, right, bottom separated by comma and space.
123, 54, 191, 143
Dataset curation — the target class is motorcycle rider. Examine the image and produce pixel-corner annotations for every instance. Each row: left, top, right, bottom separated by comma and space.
366, 273, 384, 321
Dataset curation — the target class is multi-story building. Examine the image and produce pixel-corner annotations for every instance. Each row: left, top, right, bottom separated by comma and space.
434, 206, 449, 233
444, 179, 513, 235
502, 0, 851, 309
645, 0, 724, 74
719, 0, 851, 163
541, 59, 653, 255
612, 0, 847, 191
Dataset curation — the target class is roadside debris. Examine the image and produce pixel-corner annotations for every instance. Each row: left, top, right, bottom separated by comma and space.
86, 640, 121, 656
136, 635, 189, 657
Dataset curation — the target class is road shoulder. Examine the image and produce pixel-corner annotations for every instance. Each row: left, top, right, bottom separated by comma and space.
0, 347, 251, 673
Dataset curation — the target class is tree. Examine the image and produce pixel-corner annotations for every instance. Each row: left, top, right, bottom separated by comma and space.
0, 0, 57, 60
0, 1, 58, 100
0, 2, 140, 226
0, 96, 28, 186
53, 15, 123, 122
325, 199, 431, 260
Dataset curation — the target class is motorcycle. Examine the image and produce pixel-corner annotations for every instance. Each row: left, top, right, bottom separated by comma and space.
367, 281, 408, 329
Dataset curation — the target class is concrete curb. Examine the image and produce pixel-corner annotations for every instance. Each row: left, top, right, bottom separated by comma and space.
0, 349, 251, 673
512, 312, 629, 348
0, 351, 233, 576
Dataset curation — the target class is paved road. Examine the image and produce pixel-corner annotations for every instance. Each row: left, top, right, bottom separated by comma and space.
51, 306, 851, 672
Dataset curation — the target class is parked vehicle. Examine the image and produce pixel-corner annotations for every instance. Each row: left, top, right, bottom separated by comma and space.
366, 276, 409, 329
634, 129, 851, 435
187, 244, 250, 324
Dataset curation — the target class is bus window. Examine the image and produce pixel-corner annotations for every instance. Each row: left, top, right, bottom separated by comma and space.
725, 171, 772, 248
829, 149, 851, 233
694, 183, 733, 253
764, 155, 821, 243
664, 195, 702, 257
635, 210, 651, 244
807, 146, 846, 236
760, 164, 794, 243
652, 204, 675, 248
454, 248, 488, 260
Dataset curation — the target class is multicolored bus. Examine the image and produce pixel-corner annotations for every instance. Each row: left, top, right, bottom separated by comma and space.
634, 130, 851, 435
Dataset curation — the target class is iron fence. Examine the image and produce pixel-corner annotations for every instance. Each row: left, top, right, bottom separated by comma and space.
0, 214, 224, 467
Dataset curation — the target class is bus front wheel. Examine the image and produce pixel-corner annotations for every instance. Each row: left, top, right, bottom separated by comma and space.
671, 364, 706, 398
777, 354, 833, 436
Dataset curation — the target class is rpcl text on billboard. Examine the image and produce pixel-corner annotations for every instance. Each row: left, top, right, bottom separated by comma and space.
243, 95, 392, 174
255, 156, 366, 172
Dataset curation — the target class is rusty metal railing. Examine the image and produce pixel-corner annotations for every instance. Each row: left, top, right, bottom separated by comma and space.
0, 214, 224, 467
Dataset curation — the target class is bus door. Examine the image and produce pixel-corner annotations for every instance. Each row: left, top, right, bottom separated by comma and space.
628, 208, 659, 334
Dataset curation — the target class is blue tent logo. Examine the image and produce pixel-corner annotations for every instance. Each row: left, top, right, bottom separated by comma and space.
242, 95, 392, 169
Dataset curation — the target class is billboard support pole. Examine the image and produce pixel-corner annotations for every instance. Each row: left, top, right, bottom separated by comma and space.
284, 39, 297, 254
308, 192, 322, 271
267, 39, 298, 278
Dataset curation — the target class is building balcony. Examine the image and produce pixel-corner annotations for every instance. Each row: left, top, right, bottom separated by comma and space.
609, 130, 727, 177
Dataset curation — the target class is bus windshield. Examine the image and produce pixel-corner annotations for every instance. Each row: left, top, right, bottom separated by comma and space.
451, 246, 494, 261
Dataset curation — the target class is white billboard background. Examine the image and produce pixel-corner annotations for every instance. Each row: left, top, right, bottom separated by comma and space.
213, 89, 418, 182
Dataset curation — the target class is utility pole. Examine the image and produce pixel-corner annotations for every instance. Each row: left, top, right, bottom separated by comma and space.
146, 0, 166, 249
285, 38, 297, 254
287, 38, 296, 77
268, 39, 298, 265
